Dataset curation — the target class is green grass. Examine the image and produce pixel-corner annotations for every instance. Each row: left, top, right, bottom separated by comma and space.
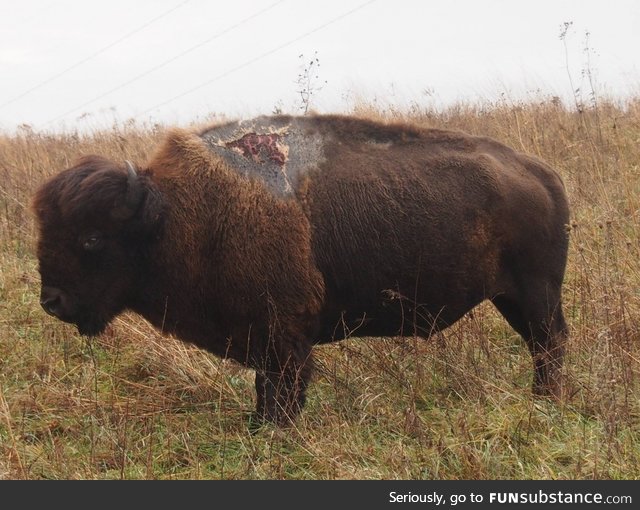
1, 97, 639, 479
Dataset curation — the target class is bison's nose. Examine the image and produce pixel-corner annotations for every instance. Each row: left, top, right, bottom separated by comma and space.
40, 286, 68, 319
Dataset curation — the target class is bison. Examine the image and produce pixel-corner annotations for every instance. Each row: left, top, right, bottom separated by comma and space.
33, 114, 570, 425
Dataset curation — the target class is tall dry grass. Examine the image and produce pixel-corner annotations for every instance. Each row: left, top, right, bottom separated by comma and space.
0, 97, 639, 479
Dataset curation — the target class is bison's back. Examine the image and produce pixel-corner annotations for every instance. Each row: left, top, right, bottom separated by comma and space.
194, 114, 568, 343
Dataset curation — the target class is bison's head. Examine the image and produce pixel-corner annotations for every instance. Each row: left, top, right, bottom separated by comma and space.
32, 156, 165, 335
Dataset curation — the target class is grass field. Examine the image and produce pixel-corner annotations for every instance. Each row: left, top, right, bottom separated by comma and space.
1, 97, 639, 479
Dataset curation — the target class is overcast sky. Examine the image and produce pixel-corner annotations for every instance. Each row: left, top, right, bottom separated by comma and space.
1, 0, 639, 132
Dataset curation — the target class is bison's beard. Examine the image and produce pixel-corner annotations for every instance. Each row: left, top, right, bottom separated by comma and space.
76, 316, 109, 336
70, 293, 128, 336
73, 305, 114, 336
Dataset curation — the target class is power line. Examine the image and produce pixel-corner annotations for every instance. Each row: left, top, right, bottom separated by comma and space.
0, 0, 192, 111
137, 0, 378, 120
43, 0, 286, 126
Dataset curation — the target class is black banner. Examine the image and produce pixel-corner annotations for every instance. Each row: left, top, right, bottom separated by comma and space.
4, 479, 638, 509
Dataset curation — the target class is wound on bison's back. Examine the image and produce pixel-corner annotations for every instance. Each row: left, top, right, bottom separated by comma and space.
226, 133, 287, 166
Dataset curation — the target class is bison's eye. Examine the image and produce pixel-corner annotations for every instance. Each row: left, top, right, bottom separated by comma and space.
81, 232, 104, 252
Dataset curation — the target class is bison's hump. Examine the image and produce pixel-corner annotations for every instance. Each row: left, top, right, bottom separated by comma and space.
200, 116, 326, 196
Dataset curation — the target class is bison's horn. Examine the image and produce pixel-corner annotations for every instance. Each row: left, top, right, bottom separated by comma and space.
111, 160, 144, 220
125, 160, 137, 179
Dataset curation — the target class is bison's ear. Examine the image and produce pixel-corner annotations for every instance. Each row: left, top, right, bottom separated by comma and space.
135, 180, 166, 238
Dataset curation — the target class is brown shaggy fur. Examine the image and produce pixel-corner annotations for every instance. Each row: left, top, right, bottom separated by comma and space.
33, 114, 570, 425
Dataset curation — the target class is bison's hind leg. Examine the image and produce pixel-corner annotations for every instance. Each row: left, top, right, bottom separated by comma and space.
492, 281, 568, 398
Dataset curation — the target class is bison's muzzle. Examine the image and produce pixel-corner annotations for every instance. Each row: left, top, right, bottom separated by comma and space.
40, 286, 106, 336
40, 286, 75, 321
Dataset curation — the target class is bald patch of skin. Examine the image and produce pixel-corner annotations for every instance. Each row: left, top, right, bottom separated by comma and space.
200, 116, 325, 197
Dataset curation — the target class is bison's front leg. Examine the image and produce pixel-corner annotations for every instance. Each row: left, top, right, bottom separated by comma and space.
253, 339, 313, 426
